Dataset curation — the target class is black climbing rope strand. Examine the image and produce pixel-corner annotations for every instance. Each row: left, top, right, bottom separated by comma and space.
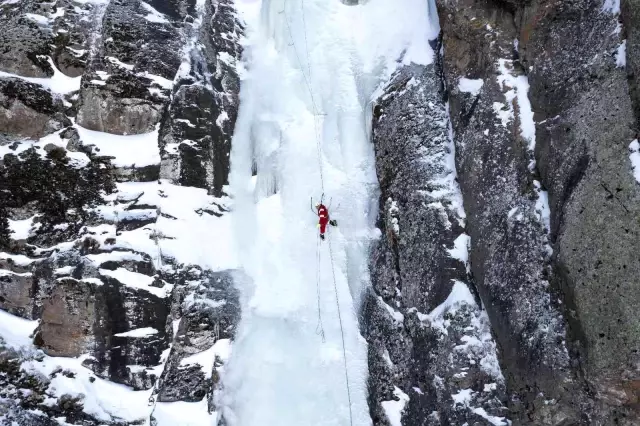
281, 5, 352, 424
299, 0, 325, 192
281, 0, 325, 192
328, 235, 354, 426
316, 233, 326, 341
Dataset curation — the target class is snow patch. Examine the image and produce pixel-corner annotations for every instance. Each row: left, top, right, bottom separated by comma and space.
114, 327, 159, 338
495, 59, 535, 147
8, 216, 35, 240
140, 1, 170, 23
75, 123, 161, 167
602, 0, 621, 14
616, 40, 627, 68
452, 388, 474, 405
447, 233, 470, 269
0, 252, 38, 266
0, 309, 38, 349
0, 57, 81, 94
472, 407, 508, 426
629, 140, 640, 184
458, 78, 484, 95
381, 386, 409, 426
23, 354, 152, 423
99, 268, 169, 298
180, 338, 231, 379
153, 399, 215, 426
417, 281, 476, 334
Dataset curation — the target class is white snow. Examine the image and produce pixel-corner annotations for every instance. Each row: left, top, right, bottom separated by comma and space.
0, 252, 38, 266
0, 130, 90, 169
74, 123, 161, 166
114, 327, 159, 338
106, 56, 135, 71
452, 388, 473, 405
380, 296, 405, 323
534, 180, 551, 232
483, 383, 498, 392
22, 354, 151, 423
25, 13, 50, 25
54, 266, 74, 276
105, 181, 237, 271
99, 268, 170, 298
141, 1, 170, 24
616, 40, 627, 67
0, 57, 81, 95
8, 216, 35, 240
381, 386, 409, 426
85, 251, 144, 266
0, 309, 38, 349
602, 0, 621, 14
153, 399, 215, 426
223, 0, 439, 425
495, 59, 535, 148
180, 338, 231, 379
447, 233, 470, 268
629, 140, 640, 184
472, 407, 508, 426
458, 78, 484, 95
418, 280, 476, 334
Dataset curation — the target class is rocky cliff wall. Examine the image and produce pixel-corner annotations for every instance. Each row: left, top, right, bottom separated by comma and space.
0, 0, 242, 424
366, 0, 640, 425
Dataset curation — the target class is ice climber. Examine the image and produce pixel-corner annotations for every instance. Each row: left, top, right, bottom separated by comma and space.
315, 202, 337, 240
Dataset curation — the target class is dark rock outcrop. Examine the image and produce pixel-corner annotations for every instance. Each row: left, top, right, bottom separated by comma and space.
366, 58, 509, 425
366, 0, 640, 424
154, 270, 239, 405
521, 1, 640, 422
160, 0, 243, 195
0, 79, 71, 139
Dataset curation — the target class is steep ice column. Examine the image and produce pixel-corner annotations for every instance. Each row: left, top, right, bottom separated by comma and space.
224, 0, 437, 425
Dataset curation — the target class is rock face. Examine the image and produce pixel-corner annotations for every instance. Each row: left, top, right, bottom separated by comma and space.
0, 79, 71, 139
366, 0, 640, 425
365, 59, 509, 426
0, 0, 243, 424
159, 0, 243, 195
2, 0, 640, 424
524, 4, 640, 420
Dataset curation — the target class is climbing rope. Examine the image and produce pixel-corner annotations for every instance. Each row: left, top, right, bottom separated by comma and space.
281, 3, 353, 424
315, 233, 326, 341
281, 0, 325, 192
328, 235, 354, 426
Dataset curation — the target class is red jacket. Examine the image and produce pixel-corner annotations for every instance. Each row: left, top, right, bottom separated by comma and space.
317, 204, 329, 232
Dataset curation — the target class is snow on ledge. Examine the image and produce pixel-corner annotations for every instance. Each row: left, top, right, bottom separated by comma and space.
458, 77, 484, 95
381, 386, 409, 426
140, 1, 170, 23
114, 327, 159, 338
447, 233, 470, 268
179, 338, 231, 379
0, 309, 38, 349
602, 0, 621, 14
0, 56, 80, 95
416, 280, 476, 334
8, 216, 35, 240
616, 40, 627, 68
99, 268, 169, 298
629, 140, 640, 184
75, 123, 161, 167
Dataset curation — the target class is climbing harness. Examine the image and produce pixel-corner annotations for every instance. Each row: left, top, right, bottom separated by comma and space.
281, 2, 353, 424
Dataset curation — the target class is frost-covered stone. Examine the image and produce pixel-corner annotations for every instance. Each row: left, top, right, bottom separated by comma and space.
366, 60, 508, 425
